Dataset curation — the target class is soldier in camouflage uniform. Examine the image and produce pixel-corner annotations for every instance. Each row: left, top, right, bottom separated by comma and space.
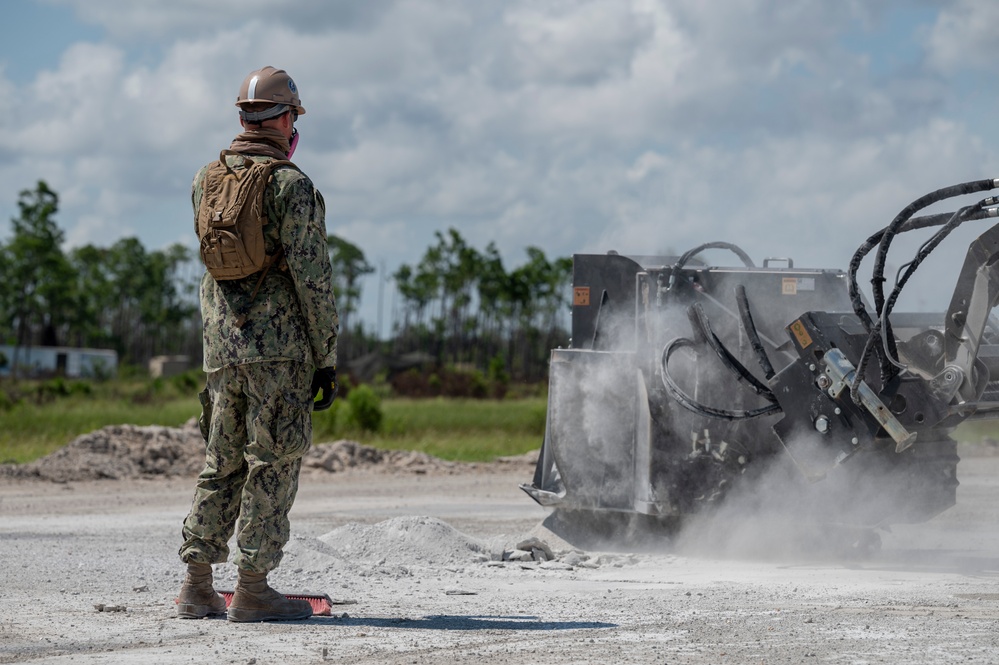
176, 66, 339, 622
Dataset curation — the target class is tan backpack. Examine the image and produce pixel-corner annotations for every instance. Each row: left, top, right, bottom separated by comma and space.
196, 150, 297, 280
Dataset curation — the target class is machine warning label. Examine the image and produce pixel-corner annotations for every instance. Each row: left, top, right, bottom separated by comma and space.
573, 287, 590, 306
781, 277, 816, 295
790, 319, 813, 349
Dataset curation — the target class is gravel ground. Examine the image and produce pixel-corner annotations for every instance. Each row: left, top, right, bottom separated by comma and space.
2, 437, 999, 664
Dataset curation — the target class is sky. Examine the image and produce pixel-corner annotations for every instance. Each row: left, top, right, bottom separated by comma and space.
2, 0, 999, 336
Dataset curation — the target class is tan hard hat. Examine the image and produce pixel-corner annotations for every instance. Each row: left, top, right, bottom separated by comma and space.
235, 66, 306, 116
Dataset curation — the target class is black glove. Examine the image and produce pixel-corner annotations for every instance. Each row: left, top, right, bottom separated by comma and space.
311, 366, 338, 411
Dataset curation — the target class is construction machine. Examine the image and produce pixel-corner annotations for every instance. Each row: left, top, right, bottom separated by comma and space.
522, 179, 999, 548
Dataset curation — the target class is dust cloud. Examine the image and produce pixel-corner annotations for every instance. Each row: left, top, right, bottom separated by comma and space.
542, 271, 966, 566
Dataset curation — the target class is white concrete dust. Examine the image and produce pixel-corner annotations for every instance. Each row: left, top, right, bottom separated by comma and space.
3, 447, 999, 664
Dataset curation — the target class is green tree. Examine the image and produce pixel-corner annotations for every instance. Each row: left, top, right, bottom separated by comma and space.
475, 242, 510, 369
1, 181, 75, 373
140, 243, 198, 358
432, 228, 482, 364
503, 247, 571, 380
66, 244, 114, 348
102, 238, 197, 362
328, 234, 374, 343
391, 231, 570, 381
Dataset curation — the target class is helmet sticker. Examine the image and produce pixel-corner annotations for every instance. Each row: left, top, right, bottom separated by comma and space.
288, 79, 297, 95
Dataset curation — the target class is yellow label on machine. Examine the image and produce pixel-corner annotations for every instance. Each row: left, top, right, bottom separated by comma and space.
790, 319, 813, 349
573, 287, 590, 306
782, 277, 798, 295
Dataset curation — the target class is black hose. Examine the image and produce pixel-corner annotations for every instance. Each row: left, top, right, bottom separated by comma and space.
871, 179, 998, 319
848, 180, 998, 387
902, 207, 995, 233
688, 303, 777, 402
668, 241, 755, 291
660, 338, 782, 421
848, 206, 996, 332
851, 204, 981, 399
882, 204, 981, 332
736, 285, 776, 379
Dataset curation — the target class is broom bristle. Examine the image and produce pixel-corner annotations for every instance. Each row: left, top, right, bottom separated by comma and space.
218, 590, 333, 616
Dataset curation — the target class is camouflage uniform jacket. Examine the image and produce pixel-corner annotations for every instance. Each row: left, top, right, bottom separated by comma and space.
192, 149, 339, 373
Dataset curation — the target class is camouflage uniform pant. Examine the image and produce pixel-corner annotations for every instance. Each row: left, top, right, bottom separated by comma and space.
179, 361, 313, 573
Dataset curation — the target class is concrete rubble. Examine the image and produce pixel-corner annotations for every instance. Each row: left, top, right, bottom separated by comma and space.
0, 419, 537, 482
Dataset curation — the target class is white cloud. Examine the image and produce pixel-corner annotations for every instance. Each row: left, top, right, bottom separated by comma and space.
51, 0, 397, 40
500, 0, 655, 87
925, 0, 999, 72
2, 0, 994, 328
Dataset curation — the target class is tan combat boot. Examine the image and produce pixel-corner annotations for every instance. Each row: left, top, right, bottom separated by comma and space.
176, 562, 227, 619
226, 570, 313, 622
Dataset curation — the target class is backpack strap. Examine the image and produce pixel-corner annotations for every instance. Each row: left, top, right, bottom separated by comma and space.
209, 151, 298, 328
219, 149, 253, 173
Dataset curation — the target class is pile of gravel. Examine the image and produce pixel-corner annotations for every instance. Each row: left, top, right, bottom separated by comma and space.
317, 516, 490, 567
1, 421, 536, 483
303, 440, 465, 475
0, 422, 206, 482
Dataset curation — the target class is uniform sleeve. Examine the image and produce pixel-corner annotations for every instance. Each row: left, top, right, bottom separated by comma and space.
191, 165, 207, 235
275, 173, 339, 369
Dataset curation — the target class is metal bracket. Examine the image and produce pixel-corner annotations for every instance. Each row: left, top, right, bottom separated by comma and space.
823, 348, 917, 453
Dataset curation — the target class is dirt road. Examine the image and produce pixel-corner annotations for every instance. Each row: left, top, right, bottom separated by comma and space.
3, 448, 999, 664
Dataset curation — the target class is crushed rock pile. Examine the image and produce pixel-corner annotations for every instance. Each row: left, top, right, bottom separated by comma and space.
278, 515, 638, 581
318, 516, 489, 567
0, 420, 537, 483
303, 440, 466, 475
0, 422, 206, 482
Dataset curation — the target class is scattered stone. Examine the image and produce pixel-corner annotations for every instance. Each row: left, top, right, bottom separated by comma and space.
93, 604, 126, 613
504, 549, 534, 562
539, 561, 574, 571
516, 537, 554, 561
493, 450, 540, 465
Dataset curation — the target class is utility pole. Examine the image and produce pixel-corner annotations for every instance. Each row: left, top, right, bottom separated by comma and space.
377, 259, 385, 341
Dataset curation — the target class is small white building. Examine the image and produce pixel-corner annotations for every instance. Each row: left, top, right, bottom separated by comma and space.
0, 345, 118, 379
148, 355, 192, 378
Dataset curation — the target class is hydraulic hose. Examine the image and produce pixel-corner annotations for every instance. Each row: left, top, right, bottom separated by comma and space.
847, 179, 999, 392
688, 303, 777, 402
735, 285, 776, 380
870, 179, 999, 321
851, 202, 994, 400
660, 337, 782, 421
667, 241, 755, 291
848, 205, 997, 332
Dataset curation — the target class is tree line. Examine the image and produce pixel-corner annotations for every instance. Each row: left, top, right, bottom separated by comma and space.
391, 229, 571, 383
0, 181, 571, 383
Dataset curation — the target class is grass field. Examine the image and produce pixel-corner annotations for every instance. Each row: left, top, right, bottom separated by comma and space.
323, 396, 547, 462
0, 397, 202, 464
0, 381, 547, 465
4, 374, 998, 467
